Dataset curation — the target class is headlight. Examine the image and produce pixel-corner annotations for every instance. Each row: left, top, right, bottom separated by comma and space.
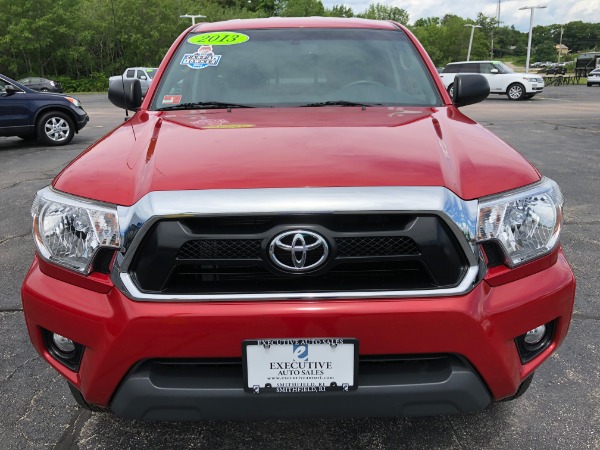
476, 178, 563, 267
31, 187, 120, 274
65, 97, 82, 108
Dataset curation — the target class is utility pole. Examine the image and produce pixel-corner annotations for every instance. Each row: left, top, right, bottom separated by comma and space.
558, 26, 564, 63
519, 5, 547, 73
492, 0, 501, 58
180, 14, 206, 25
465, 25, 483, 61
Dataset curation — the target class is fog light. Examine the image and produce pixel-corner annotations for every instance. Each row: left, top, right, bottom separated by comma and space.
52, 333, 76, 354
524, 325, 546, 345
42, 329, 84, 371
515, 320, 555, 364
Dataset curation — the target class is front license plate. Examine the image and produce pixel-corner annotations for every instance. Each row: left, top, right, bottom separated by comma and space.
243, 338, 358, 393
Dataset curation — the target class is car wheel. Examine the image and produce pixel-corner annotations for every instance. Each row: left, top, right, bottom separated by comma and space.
41, 88, 49, 92
447, 83, 454, 99
36, 111, 75, 146
501, 373, 534, 401
507, 83, 525, 100
588, 83, 592, 87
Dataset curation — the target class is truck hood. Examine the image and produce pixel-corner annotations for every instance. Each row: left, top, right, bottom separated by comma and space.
54, 106, 540, 206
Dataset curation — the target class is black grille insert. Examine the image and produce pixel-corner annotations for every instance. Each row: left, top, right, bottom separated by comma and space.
168, 261, 434, 294
337, 236, 419, 257
178, 239, 261, 260
129, 214, 469, 295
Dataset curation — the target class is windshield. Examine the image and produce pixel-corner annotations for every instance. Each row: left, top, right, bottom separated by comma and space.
493, 62, 514, 74
151, 28, 441, 109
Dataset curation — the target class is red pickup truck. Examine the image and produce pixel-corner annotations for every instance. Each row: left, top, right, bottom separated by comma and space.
22, 17, 575, 420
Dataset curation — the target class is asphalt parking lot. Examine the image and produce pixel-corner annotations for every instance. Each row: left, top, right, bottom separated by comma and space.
1, 86, 599, 449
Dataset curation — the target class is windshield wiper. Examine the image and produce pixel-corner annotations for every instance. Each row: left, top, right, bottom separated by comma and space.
157, 101, 254, 111
300, 100, 383, 107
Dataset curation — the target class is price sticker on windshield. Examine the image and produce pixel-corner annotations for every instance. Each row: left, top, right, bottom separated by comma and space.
188, 32, 249, 46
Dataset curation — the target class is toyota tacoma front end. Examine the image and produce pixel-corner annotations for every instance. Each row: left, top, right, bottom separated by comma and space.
21, 18, 575, 420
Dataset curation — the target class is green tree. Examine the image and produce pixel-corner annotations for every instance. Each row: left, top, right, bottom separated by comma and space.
413, 17, 440, 27
0, 0, 80, 76
534, 41, 558, 62
326, 4, 354, 17
358, 3, 409, 24
277, 0, 325, 16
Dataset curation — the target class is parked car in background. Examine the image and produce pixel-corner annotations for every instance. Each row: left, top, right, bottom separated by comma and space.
586, 68, 600, 86
17, 77, 63, 93
440, 60, 544, 100
22, 18, 575, 421
545, 65, 567, 75
109, 67, 158, 96
0, 74, 88, 145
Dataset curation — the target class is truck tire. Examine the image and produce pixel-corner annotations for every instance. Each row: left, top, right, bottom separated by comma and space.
507, 83, 525, 101
68, 383, 107, 412
447, 83, 454, 99
501, 373, 534, 401
36, 111, 75, 146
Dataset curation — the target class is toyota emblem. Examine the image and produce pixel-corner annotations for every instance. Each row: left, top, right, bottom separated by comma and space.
268, 230, 329, 272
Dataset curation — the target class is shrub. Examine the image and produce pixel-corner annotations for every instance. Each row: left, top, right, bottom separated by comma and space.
53, 72, 109, 92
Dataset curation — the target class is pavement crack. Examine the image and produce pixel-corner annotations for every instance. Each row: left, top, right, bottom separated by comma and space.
540, 121, 600, 133
0, 232, 31, 245
564, 220, 600, 225
0, 174, 55, 191
572, 312, 600, 321
16, 388, 45, 448
2, 357, 36, 383
54, 408, 92, 450
446, 417, 465, 449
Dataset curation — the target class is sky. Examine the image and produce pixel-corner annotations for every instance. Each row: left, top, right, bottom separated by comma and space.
321, 0, 600, 31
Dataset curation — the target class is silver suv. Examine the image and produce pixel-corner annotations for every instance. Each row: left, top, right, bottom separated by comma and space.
440, 61, 544, 100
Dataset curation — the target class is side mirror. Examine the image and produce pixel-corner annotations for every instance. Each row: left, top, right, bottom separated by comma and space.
490, 69, 499, 74
139, 76, 147, 81
108, 78, 142, 111
452, 74, 490, 107
5, 84, 20, 95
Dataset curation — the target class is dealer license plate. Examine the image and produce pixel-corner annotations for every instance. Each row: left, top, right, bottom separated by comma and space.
243, 338, 358, 393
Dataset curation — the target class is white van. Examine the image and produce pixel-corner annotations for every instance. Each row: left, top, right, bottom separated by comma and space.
440, 61, 544, 100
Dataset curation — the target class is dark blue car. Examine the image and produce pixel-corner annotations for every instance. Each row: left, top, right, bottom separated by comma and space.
0, 74, 88, 146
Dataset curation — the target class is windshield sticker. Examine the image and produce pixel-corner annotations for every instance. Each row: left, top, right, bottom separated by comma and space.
181, 46, 221, 69
162, 95, 181, 105
188, 32, 249, 46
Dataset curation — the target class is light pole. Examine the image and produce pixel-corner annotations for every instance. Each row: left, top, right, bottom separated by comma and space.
464, 24, 482, 61
519, 5, 547, 73
180, 14, 206, 25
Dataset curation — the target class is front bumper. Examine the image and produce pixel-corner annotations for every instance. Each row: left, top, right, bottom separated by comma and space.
21, 251, 575, 420
72, 108, 89, 132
